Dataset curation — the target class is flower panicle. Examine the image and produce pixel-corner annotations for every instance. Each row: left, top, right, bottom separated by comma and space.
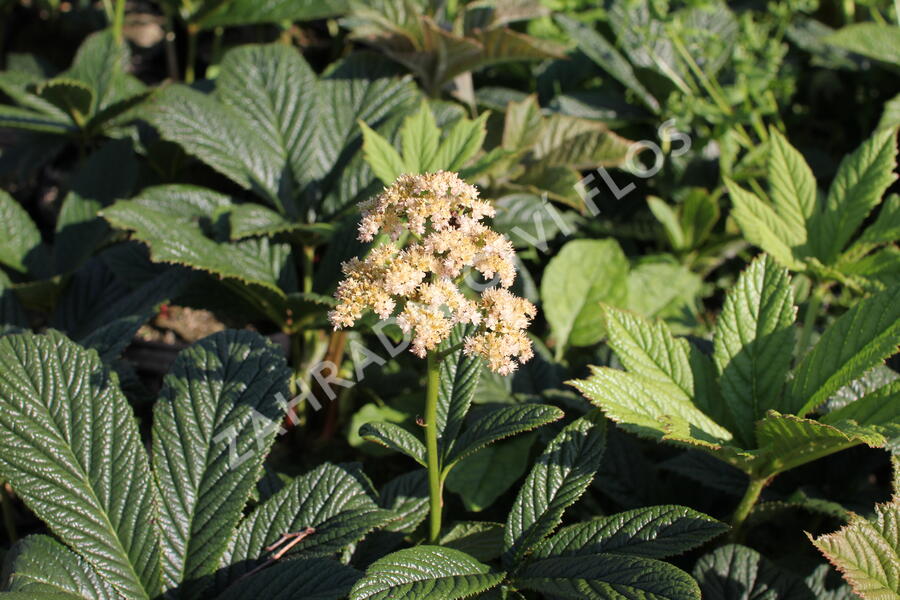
329, 171, 536, 374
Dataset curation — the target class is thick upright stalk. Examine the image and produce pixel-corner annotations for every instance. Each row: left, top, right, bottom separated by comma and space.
799, 283, 827, 354
112, 0, 126, 45
425, 353, 442, 544
729, 476, 768, 541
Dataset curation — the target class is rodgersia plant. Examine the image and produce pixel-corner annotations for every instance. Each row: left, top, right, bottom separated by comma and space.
330, 171, 538, 542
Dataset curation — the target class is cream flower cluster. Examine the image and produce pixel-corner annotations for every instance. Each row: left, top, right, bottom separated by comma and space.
329, 171, 536, 374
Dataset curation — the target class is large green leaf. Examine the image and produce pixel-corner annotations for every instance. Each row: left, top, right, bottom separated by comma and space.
515, 554, 700, 600
400, 101, 440, 174
789, 284, 900, 416
350, 545, 505, 600
64, 30, 142, 114
144, 85, 283, 205
502, 411, 607, 566
542, 239, 629, 351
625, 259, 702, 322
821, 128, 898, 263
754, 412, 885, 475
317, 53, 418, 215
713, 255, 796, 445
0, 331, 161, 599
570, 364, 735, 451
532, 505, 727, 560
810, 497, 900, 599
602, 306, 695, 406
102, 194, 291, 295
76, 268, 189, 362
379, 469, 429, 534
195, 0, 349, 29
152, 331, 291, 596
218, 462, 391, 585
0, 190, 48, 276
4, 535, 118, 599
822, 379, 900, 431
694, 544, 816, 600
554, 14, 660, 113
216, 558, 361, 600
825, 23, 900, 66
216, 44, 320, 200
433, 111, 489, 171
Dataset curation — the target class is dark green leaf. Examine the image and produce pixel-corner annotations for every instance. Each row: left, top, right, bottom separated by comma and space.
503, 411, 607, 566
4, 535, 117, 599
447, 403, 564, 466
218, 463, 390, 585
350, 546, 505, 600
515, 553, 700, 600
0, 331, 161, 599
216, 558, 361, 600
152, 331, 291, 596
360, 421, 427, 466
532, 505, 727, 560
694, 544, 815, 600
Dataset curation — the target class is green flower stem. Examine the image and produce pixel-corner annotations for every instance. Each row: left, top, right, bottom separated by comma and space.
113, 0, 126, 45
425, 352, 443, 544
799, 283, 828, 354
729, 475, 768, 541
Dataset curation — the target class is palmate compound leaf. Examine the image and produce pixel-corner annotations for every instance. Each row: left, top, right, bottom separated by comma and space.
713, 254, 797, 446
502, 411, 607, 567
4, 535, 118, 599
695, 544, 817, 600
217, 462, 393, 587
569, 360, 738, 462
151, 331, 291, 597
599, 302, 733, 431
530, 505, 727, 560
513, 554, 701, 600
0, 331, 161, 599
789, 283, 900, 416
102, 186, 294, 296
810, 497, 900, 599
349, 545, 506, 600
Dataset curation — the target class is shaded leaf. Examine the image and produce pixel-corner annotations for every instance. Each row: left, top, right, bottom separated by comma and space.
350, 545, 505, 600
503, 411, 607, 566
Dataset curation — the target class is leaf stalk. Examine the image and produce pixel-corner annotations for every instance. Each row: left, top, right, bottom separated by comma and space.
729, 475, 769, 541
425, 352, 443, 544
